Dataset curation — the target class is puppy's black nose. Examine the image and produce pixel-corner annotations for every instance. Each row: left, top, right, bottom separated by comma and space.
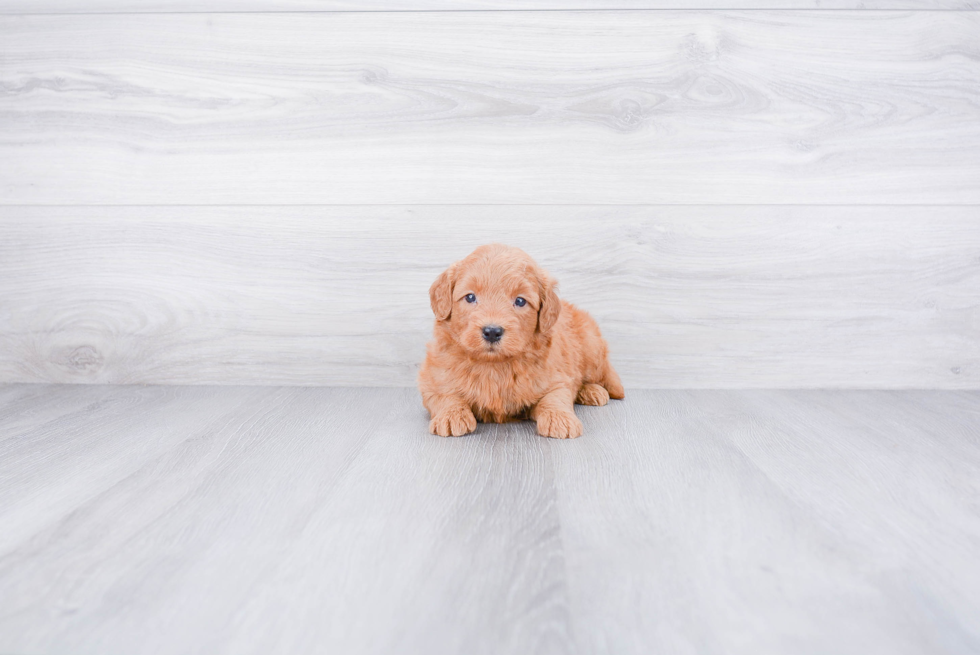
482, 325, 504, 343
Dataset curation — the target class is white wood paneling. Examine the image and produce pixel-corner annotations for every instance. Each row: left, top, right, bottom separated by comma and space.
2, 386, 979, 653
1, 205, 976, 388
1, 11, 978, 205
3, 0, 977, 11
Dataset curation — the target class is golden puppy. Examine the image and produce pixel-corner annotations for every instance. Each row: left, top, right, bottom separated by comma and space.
418, 244, 624, 438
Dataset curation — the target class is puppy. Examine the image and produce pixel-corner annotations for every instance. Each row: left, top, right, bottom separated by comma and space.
418, 244, 624, 439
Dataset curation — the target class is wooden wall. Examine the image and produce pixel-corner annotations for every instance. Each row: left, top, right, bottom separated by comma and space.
1, 5, 978, 387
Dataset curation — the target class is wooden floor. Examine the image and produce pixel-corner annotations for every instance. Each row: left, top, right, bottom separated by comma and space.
1, 385, 978, 654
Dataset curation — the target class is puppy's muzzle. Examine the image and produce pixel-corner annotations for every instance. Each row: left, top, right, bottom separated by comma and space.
482, 325, 504, 343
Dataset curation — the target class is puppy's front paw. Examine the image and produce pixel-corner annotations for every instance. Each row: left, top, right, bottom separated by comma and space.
429, 406, 477, 437
536, 409, 583, 439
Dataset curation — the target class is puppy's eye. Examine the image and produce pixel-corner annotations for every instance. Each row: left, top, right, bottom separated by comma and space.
514, 297, 527, 307
464, 293, 477, 303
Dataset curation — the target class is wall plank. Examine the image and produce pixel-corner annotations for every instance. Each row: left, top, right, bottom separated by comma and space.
1, 12, 978, 205
1, 206, 977, 388
2, 1, 977, 12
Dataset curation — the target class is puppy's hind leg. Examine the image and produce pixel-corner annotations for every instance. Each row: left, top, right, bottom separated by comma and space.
600, 359, 625, 400
576, 383, 609, 406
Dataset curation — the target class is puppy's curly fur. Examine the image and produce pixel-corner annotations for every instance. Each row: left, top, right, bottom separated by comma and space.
419, 244, 624, 439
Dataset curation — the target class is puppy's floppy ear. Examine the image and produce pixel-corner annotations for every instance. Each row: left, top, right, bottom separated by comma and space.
429, 263, 457, 321
537, 272, 561, 334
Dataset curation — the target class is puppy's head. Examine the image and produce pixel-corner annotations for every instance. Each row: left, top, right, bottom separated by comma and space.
429, 244, 560, 361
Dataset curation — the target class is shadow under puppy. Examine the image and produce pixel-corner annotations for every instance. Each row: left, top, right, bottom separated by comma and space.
419, 244, 624, 439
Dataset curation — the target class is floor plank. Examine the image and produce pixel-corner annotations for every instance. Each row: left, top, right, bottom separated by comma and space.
2, 205, 977, 389
2, 11, 978, 204
553, 390, 980, 654
0, 386, 978, 654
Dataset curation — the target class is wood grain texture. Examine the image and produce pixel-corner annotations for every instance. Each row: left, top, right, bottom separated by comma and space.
553, 389, 980, 654
0, 386, 572, 655
1, 205, 977, 388
2, 11, 979, 204
1, 386, 978, 654
3, 0, 978, 12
